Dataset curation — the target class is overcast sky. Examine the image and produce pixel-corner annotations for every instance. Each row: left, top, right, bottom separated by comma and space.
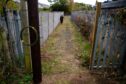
38, 0, 106, 6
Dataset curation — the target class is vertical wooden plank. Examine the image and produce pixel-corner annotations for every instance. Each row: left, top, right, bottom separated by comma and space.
20, 0, 32, 72
27, 0, 42, 83
90, 2, 101, 68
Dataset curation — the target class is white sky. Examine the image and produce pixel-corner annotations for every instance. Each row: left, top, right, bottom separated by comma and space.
38, 0, 106, 6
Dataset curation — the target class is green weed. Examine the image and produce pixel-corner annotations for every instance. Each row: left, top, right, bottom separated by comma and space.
42, 58, 58, 75
74, 27, 91, 67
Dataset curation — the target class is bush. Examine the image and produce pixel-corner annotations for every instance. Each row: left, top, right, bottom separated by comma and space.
71, 11, 95, 41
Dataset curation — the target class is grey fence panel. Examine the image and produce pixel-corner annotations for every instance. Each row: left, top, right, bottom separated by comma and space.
57, 12, 60, 25
41, 12, 49, 44
55, 12, 58, 26
0, 10, 24, 68
49, 12, 54, 35
0, 11, 64, 71
14, 12, 24, 57
54, 12, 57, 27
39, 12, 64, 46
0, 17, 7, 32
53, 12, 56, 28
71, 11, 95, 39
7, 12, 19, 56
39, 12, 44, 45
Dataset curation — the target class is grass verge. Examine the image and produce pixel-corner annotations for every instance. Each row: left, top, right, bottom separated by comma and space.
73, 22, 91, 67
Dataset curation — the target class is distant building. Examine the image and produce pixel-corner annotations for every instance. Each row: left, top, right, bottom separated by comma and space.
38, 3, 49, 8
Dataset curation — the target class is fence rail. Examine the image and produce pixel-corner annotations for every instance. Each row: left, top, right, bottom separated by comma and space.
39, 12, 64, 45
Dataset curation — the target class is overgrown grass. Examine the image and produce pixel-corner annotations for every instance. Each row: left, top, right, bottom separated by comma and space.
0, 28, 30, 84
16, 73, 32, 84
42, 58, 58, 75
74, 26, 91, 67
41, 34, 60, 75
0, 73, 32, 84
81, 42, 91, 66
55, 80, 70, 84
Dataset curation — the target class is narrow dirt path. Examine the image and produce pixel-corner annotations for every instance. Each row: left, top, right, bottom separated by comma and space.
41, 16, 97, 84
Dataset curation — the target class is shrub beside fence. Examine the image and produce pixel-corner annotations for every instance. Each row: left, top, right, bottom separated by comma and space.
71, 11, 95, 40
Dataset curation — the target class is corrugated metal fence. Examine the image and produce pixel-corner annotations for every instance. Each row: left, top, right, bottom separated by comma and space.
91, 1, 126, 70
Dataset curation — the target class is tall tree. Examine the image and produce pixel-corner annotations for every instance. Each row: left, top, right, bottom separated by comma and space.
50, 0, 71, 14
73, 2, 93, 11
0, 0, 19, 14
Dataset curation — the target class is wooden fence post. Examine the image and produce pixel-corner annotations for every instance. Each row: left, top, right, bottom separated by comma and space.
90, 2, 101, 68
27, 0, 42, 83
20, 0, 32, 72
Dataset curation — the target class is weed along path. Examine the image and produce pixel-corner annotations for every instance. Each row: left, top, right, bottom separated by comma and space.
41, 16, 97, 84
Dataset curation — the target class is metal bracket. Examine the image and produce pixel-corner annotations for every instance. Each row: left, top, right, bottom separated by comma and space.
20, 26, 39, 46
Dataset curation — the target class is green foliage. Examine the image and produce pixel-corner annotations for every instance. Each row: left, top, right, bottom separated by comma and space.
0, 0, 6, 15
0, 72, 32, 84
0, 0, 19, 15
59, 0, 67, 4
74, 27, 91, 67
115, 8, 126, 25
73, 2, 93, 11
6, 1, 19, 10
39, 7, 50, 11
50, 0, 71, 14
9, 73, 32, 84
18, 74, 32, 84
0, 28, 31, 84
42, 59, 58, 74
81, 42, 91, 66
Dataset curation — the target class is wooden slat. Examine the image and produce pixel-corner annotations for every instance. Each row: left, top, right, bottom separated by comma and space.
90, 2, 101, 68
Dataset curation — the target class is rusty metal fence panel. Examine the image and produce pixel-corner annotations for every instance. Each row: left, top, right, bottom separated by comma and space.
91, 0, 126, 69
